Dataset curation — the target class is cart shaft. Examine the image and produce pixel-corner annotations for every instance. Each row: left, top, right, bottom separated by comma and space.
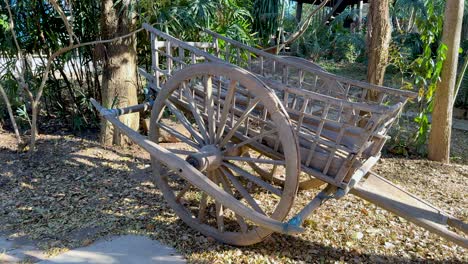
351, 172, 468, 248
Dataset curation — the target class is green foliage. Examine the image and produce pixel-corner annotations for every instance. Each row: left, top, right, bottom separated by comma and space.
331, 31, 365, 63
252, 0, 280, 44
0, 14, 8, 30
291, 7, 365, 63
137, 0, 255, 69
16, 104, 31, 127
138, 0, 253, 42
0, 0, 101, 133
387, 0, 448, 153
397, 1, 445, 152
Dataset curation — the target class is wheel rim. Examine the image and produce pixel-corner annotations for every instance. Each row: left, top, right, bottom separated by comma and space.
149, 63, 299, 246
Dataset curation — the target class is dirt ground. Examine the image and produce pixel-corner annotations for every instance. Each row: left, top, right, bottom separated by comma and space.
0, 129, 466, 263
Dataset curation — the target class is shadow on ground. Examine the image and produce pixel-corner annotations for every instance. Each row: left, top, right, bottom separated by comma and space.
0, 133, 465, 263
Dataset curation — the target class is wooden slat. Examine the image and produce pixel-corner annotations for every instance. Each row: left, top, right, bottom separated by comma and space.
223, 162, 283, 197
154, 41, 216, 49
144, 24, 223, 64
150, 34, 160, 89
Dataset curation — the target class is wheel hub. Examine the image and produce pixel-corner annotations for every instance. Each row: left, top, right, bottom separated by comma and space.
186, 145, 222, 172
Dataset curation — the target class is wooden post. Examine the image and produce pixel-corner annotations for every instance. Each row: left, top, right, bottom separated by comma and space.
150, 34, 160, 89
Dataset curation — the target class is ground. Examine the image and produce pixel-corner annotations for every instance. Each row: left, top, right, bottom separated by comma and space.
0, 128, 466, 263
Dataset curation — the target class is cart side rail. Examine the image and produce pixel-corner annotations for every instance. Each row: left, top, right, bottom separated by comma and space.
202, 29, 417, 100
142, 23, 224, 91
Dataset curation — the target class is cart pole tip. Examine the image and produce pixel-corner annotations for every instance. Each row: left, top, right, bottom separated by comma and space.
282, 218, 305, 235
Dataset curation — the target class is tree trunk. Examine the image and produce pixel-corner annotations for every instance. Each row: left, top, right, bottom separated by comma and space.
29, 101, 39, 154
366, 0, 391, 100
296, 1, 303, 23
100, 0, 139, 146
0, 83, 21, 144
428, 0, 464, 163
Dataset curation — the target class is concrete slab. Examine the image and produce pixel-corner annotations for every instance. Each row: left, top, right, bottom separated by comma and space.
0, 234, 47, 263
403, 112, 468, 131
453, 118, 468, 131
38, 235, 185, 264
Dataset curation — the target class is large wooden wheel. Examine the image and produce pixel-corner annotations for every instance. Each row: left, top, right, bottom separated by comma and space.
149, 63, 300, 246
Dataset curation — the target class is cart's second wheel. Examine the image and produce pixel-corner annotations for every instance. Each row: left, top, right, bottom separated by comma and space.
149, 63, 300, 246
244, 55, 327, 191
244, 152, 326, 190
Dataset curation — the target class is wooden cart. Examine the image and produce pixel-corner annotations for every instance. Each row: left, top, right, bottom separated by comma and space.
90, 23, 468, 248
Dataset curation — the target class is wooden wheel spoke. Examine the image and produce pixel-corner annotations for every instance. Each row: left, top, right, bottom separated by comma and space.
198, 192, 208, 223
156, 123, 199, 149
215, 80, 237, 142
214, 170, 248, 233
222, 129, 277, 154
236, 214, 248, 233
219, 167, 265, 215
165, 100, 204, 144
219, 98, 261, 148
166, 148, 196, 155
223, 162, 282, 196
223, 156, 285, 165
181, 81, 209, 144
245, 152, 282, 182
215, 202, 224, 232
211, 172, 225, 232
204, 75, 216, 144
269, 165, 278, 177
175, 183, 192, 202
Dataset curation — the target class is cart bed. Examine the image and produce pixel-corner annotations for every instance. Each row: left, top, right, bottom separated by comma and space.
142, 23, 417, 188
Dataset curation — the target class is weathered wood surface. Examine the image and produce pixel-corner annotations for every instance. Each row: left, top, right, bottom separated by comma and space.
91, 25, 468, 248
142, 23, 417, 189
147, 63, 302, 245
352, 172, 468, 248
145, 27, 400, 188
140, 66, 382, 187
91, 96, 304, 241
